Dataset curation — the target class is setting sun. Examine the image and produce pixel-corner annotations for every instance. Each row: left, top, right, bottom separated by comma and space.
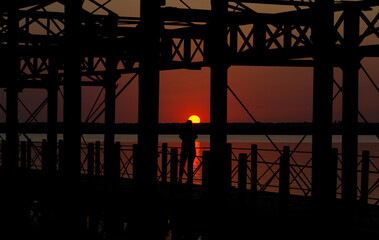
188, 115, 201, 123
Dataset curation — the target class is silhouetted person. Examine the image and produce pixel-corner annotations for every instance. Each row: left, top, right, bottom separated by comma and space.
178, 120, 198, 183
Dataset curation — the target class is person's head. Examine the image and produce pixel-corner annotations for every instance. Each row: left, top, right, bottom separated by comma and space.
186, 120, 193, 128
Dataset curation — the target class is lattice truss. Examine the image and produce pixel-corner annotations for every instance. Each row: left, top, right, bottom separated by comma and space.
1, 1, 379, 122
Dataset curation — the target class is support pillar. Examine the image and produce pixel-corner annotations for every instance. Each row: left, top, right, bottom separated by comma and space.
209, 0, 229, 197
63, 0, 82, 183
204, 2, 230, 240
341, 5, 360, 204
61, 1, 84, 238
4, 4, 19, 171
131, 1, 164, 239
47, 58, 58, 176
311, 0, 335, 205
136, 0, 161, 193
104, 13, 119, 190
44, 62, 58, 238
1, 4, 21, 238
104, 36, 121, 237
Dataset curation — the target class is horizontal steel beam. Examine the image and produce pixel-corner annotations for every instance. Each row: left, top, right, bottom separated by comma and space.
230, 0, 314, 7
0, 0, 56, 10
359, 45, 379, 57
161, 7, 312, 25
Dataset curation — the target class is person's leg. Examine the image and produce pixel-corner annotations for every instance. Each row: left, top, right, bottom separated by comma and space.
187, 155, 195, 183
179, 151, 187, 183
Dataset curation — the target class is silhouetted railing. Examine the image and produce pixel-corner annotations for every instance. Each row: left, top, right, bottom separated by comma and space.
0, 140, 378, 205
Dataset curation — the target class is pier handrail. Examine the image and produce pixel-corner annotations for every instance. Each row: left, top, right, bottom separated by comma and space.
0, 140, 378, 205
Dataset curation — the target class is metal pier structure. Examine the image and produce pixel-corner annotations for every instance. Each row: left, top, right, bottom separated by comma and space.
1, 0, 379, 239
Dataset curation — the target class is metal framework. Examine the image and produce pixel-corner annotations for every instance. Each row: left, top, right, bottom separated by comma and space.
1, 0, 379, 238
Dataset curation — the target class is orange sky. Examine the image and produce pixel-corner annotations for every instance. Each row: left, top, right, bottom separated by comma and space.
112, 58, 379, 123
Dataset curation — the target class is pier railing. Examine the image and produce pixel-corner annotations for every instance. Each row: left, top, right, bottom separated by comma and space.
0, 140, 378, 205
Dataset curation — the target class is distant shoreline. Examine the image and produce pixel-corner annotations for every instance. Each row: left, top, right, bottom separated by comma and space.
1, 122, 379, 135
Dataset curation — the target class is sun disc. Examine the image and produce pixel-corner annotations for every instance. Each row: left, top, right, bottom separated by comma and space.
188, 115, 201, 124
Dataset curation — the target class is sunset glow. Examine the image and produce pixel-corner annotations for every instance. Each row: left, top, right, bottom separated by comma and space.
188, 115, 201, 123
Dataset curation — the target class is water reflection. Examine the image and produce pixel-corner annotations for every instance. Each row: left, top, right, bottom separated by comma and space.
193, 141, 202, 184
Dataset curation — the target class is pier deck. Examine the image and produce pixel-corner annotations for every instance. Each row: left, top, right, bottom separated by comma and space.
3, 166, 378, 240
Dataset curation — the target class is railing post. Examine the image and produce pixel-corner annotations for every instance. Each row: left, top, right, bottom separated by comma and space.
251, 144, 258, 196
27, 139, 32, 170
20, 141, 26, 169
187, 151, 193, 186
202, 151, 210, 191
0, 140, 5, 167
58, 140, 64, 173
133, 144, 138, 182
279, 146, 290, 210
87, 143, 94, 177
331, 148, 339, 199
112, 141, 120, 188
226, 143, 232, 190
238, 153, 247, 203
42, 139, 47, 172
161, 143, 168, 184
95, 141, 101, 176
170, 148, 178, 184
360, 150, 370, 205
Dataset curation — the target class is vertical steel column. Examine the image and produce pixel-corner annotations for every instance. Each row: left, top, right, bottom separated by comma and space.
206, 2, 229, 239
104, 13, 119, 189
130, 1, 163, 239
4, 4, 19, 171
209, 0, 229, 197
47, 58, 58, 175
137, 0, 161, 192
61, 1, 84, 237
311, 0, 335, 204
342, 5, 360, 204
63, 0, 82, 182
1, 5, 20, 238
104, 14, 121, 232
